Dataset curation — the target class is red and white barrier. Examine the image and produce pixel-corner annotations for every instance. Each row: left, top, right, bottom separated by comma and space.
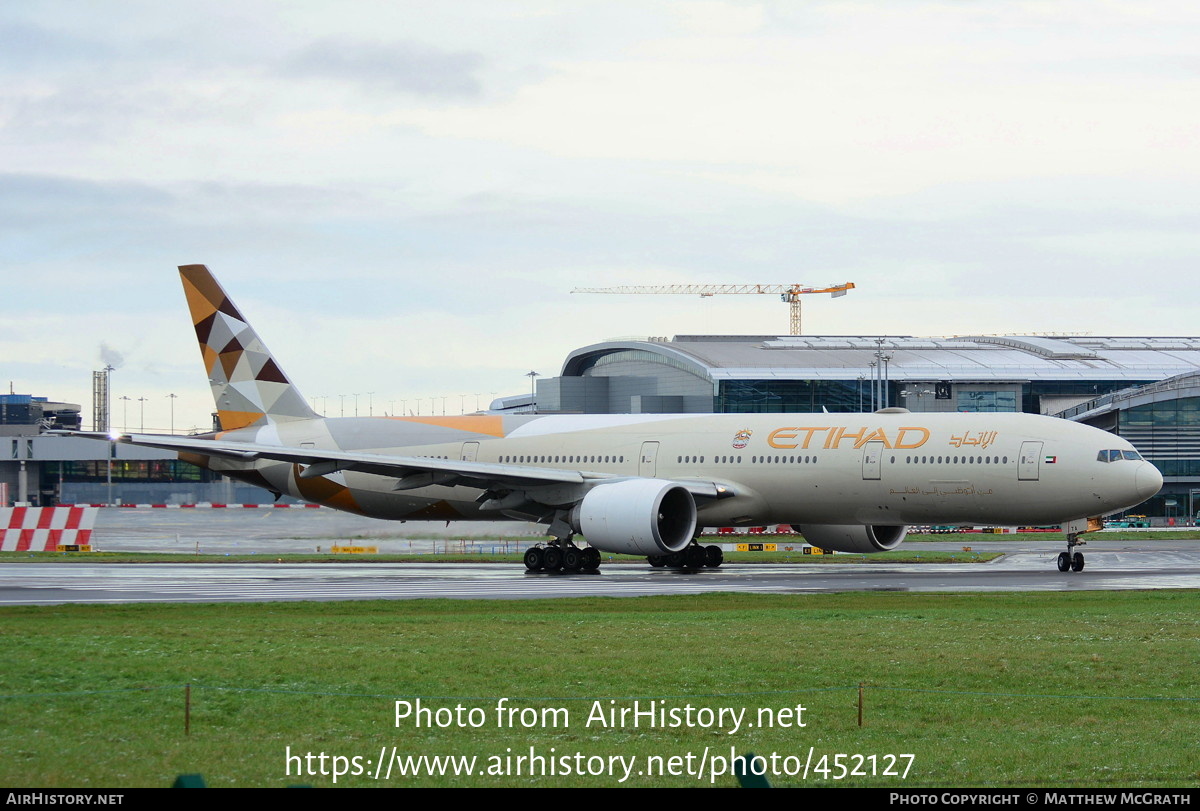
708, 524, 799, 537
64, 503, 324, 509
1, 507, 97, 551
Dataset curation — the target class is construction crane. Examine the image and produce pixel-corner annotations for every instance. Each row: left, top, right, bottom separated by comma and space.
571, 282, 856, 335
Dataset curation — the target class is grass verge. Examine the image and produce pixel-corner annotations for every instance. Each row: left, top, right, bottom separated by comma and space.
1, 591, 1196, 787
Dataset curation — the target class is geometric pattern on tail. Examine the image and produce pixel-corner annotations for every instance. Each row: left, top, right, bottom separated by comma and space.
179, 264, 317, 431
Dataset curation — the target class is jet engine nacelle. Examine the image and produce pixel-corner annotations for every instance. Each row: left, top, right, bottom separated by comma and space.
797, 523, 907, 554
574, 478, 696, 556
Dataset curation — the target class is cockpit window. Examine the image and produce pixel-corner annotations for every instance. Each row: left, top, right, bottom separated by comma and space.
1098, 449, 1143, 462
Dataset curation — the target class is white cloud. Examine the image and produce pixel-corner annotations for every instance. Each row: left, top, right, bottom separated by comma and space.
671, 1, 765, 36
2, 0, 1197, 418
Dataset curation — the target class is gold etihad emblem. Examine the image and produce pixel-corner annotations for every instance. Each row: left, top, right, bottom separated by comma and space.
732, 429, 752, 449
949, 430, 999, 449
768, 425, 931, 450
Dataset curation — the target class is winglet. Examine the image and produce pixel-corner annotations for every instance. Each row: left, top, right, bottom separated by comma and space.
179, 265, 318, 431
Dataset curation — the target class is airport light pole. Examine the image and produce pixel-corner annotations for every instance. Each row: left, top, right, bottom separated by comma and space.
119, 396, 131, 433
526, 371, 540, 413
167, 393, 176, 434
873, 339, 894, 410
881, 353, 893, 409
138, 397, 147, 432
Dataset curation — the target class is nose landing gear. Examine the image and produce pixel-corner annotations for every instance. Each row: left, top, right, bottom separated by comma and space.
1057, 533, 1086, 572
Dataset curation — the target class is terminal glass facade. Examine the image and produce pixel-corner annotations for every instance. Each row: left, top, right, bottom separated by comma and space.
48, 460, 219, 484
957, 390, 1018, 412
716, 380, 887, 413
1119, 397, 1200, 478
1022, 380, 1154, 414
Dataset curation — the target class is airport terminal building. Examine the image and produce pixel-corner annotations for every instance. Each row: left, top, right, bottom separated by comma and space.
532, 334, 1200, 417
0, 394, 280, 507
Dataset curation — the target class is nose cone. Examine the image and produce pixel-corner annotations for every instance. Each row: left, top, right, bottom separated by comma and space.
1135, 462, 1164, 502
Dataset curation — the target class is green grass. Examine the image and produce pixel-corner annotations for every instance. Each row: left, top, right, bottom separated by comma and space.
1, 592, 1197, 787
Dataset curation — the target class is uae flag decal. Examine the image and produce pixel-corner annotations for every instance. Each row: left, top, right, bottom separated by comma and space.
1044, 455, 1058, 464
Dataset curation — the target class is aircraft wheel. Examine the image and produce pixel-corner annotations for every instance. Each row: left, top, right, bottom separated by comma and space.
1056, 552, 1071, 572
665, 552, 685, 568
705, 545, 724, 568
562, 546, 582, 572
685, 545, 707, 569
1071, 552, 1085, 572
582, 547, 601, 571
524, 547, 544, 572
647, 555, 665, 568
542, 546, 563, 571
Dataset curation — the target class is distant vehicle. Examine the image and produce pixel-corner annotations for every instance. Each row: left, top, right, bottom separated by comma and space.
1105, 515, 1151, 528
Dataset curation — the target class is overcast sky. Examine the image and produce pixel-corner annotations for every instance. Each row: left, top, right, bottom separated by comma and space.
3, 1, 1198, 432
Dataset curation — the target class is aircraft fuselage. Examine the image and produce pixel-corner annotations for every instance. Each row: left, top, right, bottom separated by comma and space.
191, 410, 1160, 529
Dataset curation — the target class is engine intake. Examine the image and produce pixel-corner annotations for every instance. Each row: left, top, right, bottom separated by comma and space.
575, 479, 696, 556
797, 524, 907, 554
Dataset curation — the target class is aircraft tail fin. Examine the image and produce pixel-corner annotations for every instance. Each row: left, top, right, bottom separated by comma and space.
179, 264, 318, 431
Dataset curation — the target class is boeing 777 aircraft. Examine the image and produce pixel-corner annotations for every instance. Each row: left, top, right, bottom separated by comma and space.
104, 265, 1162, 575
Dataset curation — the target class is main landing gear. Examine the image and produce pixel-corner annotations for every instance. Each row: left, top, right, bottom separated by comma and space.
647, 542, 724, 570
524, 542, 602, 573
1056, 533, 1086, 573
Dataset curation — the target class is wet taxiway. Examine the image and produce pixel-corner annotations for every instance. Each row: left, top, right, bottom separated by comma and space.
3, 543, 1198, 605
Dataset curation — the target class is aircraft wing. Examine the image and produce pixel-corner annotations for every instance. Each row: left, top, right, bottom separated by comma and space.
117, 433, 731, 500
47, 430, 118, 440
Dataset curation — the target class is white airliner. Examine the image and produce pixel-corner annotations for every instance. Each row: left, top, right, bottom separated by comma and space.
110, 265, 1162, 574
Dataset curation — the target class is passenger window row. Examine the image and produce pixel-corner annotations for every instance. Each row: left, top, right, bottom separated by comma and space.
499, 455, 626, 464
896, 455, 1010, 465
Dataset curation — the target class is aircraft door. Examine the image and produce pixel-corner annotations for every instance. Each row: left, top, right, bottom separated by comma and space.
862, 441, 883, 480
639, 441, 659, 477
461, 442, 480, 462
1018, 441, 1042, 481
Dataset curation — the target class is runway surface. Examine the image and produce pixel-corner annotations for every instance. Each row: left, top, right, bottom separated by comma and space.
3, 543, 1198, 605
